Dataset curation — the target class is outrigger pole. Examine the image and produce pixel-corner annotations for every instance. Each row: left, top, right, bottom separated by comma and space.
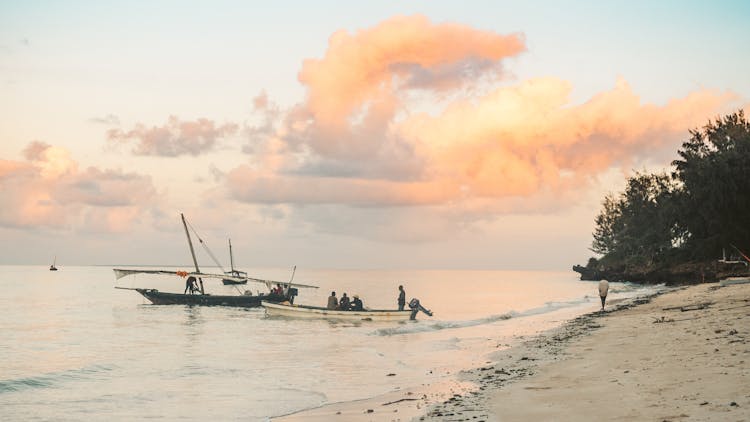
181, 213, 204, 294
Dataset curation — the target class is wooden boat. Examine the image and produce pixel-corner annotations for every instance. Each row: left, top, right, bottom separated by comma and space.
49, 256, 58, 271
222, 239, 248, 285
261, 301, 415, 321
114, 214, 317, 307
117, 287, 286, 307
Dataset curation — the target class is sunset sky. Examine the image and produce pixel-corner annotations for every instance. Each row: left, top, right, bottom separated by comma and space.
1, 1, 749, 270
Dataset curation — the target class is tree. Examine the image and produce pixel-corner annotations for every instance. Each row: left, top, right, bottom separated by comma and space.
591, 172, 678, 265
584, 110, 750, 281
672, 110, 750, 259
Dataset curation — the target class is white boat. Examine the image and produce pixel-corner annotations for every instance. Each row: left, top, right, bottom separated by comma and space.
720, 276, 750, 286
261, 301, 415, 321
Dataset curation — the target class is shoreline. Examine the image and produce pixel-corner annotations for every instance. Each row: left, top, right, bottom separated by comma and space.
273, 288, 666, 421
425, 282, 750, 421
418, 291, 666, 420
275, 283, 749, 421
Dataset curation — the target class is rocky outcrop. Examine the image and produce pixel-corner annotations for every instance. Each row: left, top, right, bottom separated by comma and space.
572, 259, 748, 285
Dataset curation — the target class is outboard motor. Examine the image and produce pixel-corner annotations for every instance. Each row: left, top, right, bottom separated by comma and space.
287, 287, 299, 304
408, 298, 433, 320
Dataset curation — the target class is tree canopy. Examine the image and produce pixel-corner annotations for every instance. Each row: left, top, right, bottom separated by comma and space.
591, 110, 750, 268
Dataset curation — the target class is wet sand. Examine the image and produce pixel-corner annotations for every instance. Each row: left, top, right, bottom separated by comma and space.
275, 282, 749, 421
424, 282, 750, 421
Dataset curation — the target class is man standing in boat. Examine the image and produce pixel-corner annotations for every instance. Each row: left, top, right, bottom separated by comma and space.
397, 285, 406, 311
184, 276, 199, 295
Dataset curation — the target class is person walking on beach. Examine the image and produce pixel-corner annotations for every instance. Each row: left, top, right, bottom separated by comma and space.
397, 285, 406, 311
327, 291, 338, 309
599, 279, 610, 310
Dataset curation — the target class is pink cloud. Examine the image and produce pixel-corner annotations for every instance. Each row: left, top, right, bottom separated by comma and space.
108, 115, 238, 156
401, 77, 736, 199
227, 16, 738, 215
283, 15, 525, 164
0, 142, 157, 231
299, 15, 525, 127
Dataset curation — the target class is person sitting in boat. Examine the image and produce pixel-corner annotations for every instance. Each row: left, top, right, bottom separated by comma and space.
338, 293, 350, 310
350, 294, 364, 311
184, 276, 199, 295
327, 291, 338, 309
273, 284, 284, 295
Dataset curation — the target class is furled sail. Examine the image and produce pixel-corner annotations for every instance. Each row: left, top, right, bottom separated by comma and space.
113, 268, 318, 288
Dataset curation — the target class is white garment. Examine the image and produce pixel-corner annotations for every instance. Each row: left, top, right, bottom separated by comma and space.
598, 279, 610, 297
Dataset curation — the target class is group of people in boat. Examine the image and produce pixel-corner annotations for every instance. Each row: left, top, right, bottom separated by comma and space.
184, 278, 298, 303
326, 291, 364, 311
326, 285, 408, 312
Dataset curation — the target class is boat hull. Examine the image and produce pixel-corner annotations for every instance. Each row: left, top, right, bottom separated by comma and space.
135, 289, 284, 308
222, 279, 248, 285
222, 270, 248, 285
261, 301, 413, 321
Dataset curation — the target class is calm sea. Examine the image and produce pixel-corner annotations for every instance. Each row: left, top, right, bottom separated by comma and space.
0, 265, 659, 420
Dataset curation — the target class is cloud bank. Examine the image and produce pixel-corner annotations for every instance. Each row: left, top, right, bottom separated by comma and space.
228, 15, 736, 214
0, 141, 157, 231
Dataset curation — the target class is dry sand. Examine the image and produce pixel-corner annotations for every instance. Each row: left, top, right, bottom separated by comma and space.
424, 282, 750, 421
275, 282, 749, 421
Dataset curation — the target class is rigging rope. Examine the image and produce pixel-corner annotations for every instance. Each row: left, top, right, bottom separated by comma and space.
184, 219, 226, 272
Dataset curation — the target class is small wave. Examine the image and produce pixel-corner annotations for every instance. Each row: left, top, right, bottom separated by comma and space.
371, 285, 663, 337
371, 312, 514, 336
0, 364, 116, 394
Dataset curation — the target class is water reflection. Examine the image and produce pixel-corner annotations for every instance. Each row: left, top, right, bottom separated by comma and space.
182, 305, 203, 327
0, 265, 660, 421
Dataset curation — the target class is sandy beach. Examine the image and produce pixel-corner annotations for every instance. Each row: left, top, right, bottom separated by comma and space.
276, 282, 749, 421
426, 282, 750, 421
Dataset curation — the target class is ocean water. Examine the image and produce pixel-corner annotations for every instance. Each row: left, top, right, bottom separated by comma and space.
0, 265, 660, 420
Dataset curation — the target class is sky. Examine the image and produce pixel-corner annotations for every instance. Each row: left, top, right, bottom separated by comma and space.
1, 0, 749, 270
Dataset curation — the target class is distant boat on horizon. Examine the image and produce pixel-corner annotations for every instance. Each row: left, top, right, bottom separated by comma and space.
50, 256, 58, 271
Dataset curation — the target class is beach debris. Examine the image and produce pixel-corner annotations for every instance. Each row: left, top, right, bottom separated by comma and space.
730, 401, 739, 407
700, 401, 709, 405
653, 316, 674, 323
382, 397, 419, 406
728, 329, 738, 335
386, 373, 396, 376
365, 408, 374, 413
662, 302, 712, 312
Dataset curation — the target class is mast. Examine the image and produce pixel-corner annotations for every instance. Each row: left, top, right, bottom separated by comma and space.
181, 213, 204, 294
229, 238, 235, 273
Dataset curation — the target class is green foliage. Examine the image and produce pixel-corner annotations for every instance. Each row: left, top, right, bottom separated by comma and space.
591, 110, 750, 266
591, 172, 678, 266
672, 110, 750, 259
